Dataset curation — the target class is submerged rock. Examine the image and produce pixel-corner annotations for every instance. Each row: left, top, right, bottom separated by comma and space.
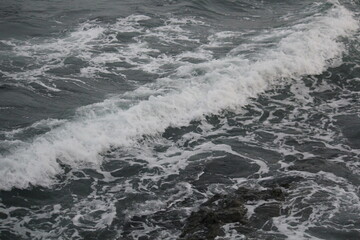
179, 187, 286, 240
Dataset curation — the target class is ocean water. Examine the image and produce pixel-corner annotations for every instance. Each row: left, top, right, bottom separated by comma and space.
1, 0, 360, 239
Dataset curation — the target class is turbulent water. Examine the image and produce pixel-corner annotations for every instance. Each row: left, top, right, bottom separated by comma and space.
1, 0, 360, 239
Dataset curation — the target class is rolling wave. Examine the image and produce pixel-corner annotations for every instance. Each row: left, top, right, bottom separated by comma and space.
0, 2, 357, 190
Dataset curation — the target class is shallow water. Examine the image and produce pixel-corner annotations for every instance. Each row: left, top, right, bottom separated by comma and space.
1, 0, 360, 239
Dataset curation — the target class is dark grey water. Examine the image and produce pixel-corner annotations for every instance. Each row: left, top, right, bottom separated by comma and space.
1, 0, 360, 239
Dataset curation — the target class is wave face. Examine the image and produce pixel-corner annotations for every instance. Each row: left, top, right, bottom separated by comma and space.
1, 0, 360, 239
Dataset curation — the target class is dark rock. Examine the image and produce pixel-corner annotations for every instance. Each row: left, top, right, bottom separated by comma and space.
179, 187, 286, 240
179, 194, 247, 240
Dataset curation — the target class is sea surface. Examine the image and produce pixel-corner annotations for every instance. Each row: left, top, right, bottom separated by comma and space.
1, 0, 360, 239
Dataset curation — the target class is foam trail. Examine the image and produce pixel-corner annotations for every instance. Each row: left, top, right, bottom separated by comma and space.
0, 3, 357, 190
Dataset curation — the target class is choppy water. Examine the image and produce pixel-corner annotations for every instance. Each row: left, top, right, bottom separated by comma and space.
1, 0, 360, 239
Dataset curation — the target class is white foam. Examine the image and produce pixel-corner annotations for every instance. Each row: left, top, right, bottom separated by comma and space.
0, 15, 158, 89
72, 199, 116, 230
1, 14, 209, 94
0, 20, 106, 91
0, 3, 357, 190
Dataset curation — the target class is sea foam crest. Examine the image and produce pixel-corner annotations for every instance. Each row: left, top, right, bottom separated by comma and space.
0, 4, 357, 190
